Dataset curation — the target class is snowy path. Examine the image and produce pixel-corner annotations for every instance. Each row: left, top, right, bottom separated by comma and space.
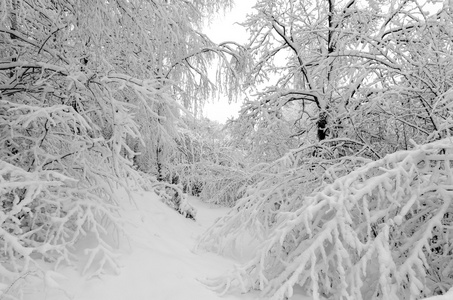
25, 191, 257, 300
21, 190, 453, 300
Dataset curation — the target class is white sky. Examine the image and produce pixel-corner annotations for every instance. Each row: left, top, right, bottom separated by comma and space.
202, 0, 256, 124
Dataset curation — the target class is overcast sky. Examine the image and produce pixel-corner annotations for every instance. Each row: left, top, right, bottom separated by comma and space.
202, 1, 256, 123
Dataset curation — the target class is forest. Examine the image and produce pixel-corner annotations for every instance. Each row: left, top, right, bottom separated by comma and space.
1, 0, 453, 299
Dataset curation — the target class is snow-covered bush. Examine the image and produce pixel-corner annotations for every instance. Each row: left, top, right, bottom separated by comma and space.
167, 118, 251, 206
153, 182, 197, 220
0, 158, 124, 279
197, 140, 371, 253
0, 90, 142, 282
199, 138, 453, 299
197, 162, 251, 207
172, 155, 250, 207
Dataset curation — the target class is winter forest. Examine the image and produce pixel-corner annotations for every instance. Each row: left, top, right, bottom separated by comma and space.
1, 0, 453, 299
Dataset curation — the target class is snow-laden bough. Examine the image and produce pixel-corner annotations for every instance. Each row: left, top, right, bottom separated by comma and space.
198, 138, 453, 300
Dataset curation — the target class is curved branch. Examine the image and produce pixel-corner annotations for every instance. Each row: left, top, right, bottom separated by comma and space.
268, 15, 316, 99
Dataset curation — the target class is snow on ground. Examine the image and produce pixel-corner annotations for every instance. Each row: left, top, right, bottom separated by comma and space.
15, 189, 451, 300
20, 191, 259, 300
14, 188, 453, 300
14, 190, 320, 300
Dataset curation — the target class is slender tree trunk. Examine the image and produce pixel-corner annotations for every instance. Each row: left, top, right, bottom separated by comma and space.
156, 144, 164, 181
8, 0, 18, 78
10, 0, 18, 39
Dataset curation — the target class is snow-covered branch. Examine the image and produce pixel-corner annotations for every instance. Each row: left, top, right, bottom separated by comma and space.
199, 138, 453, 299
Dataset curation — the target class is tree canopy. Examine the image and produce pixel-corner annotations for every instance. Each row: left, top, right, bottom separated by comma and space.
230, 0, 453, 161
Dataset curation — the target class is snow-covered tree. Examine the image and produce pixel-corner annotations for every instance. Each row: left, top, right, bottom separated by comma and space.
167, 117, 250, 206
229, 0, 453, 160
198, 138, 453, 299
196, 1, 453, 299
0, 0, 239, 288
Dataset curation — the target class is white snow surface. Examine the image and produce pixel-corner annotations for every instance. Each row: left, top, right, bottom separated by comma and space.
21, 190, 297, 300
17, 189, 449, 300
